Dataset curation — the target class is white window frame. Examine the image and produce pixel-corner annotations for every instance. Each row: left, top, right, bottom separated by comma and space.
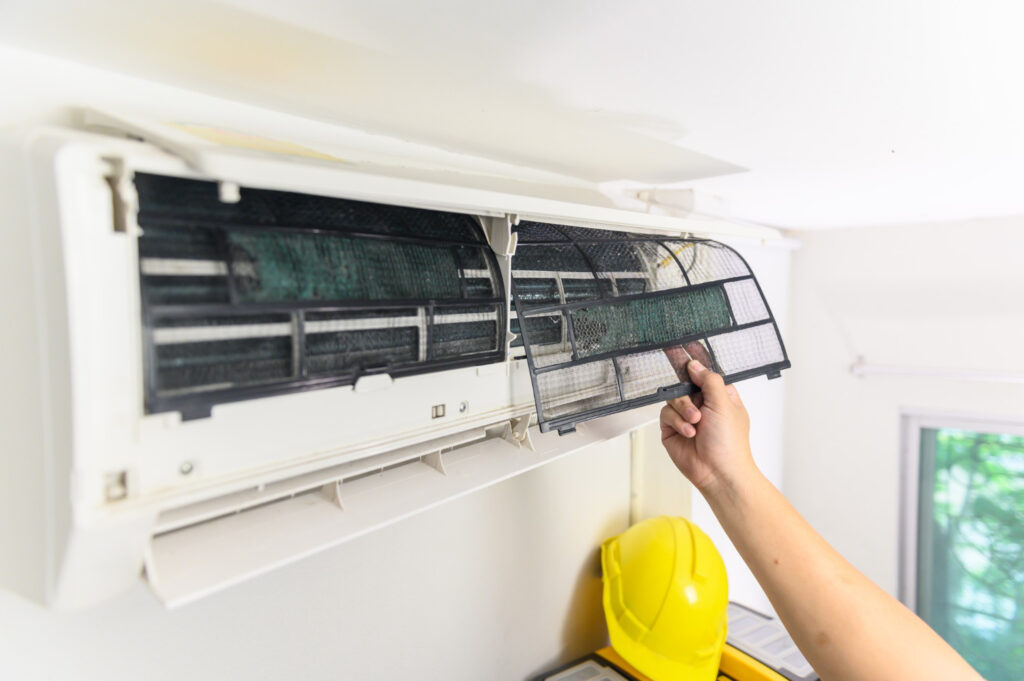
898, 410, 1024, 612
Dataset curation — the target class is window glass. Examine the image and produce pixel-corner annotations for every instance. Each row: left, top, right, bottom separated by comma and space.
917, 427, 1024, 680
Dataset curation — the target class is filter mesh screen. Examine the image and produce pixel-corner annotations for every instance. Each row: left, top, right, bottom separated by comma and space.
226, 231, 463, 302
135, 173, 505, 418
571, 286, 732, 358
510, 222, 789, 434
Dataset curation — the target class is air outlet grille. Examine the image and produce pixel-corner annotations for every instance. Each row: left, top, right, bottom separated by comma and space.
509, 222, 789, 434
135, 173, 505, 418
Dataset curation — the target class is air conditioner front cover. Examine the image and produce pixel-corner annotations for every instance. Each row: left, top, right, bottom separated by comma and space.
510, 222, 790, 434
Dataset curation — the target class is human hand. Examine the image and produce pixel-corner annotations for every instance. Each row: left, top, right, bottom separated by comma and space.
659, 359, 755, 494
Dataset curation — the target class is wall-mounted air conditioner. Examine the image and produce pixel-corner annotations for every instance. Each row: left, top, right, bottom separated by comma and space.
0, 111, 788, 609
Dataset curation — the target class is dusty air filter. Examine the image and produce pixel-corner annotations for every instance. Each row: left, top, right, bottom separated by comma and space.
510, 222, 789, 434
135, 173, 505, 418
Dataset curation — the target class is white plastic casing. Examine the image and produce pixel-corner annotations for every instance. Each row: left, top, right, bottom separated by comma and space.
0, 124, 773, 609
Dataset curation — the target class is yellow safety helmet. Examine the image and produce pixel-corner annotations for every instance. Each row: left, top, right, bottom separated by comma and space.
601, 516, 729, 681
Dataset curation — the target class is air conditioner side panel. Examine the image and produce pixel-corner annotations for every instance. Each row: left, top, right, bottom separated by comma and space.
0, 130, 75, 605
0, 130, 167, 609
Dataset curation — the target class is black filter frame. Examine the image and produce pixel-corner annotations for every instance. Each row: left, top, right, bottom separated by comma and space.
135, 173, 506, 419
510, 222, 791, 435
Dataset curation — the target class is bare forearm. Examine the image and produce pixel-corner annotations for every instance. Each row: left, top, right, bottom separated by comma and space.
660, 362, 983, 680
701, 465, 983, 681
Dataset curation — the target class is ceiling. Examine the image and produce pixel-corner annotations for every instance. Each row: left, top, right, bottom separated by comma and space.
4, 0, 1024, 229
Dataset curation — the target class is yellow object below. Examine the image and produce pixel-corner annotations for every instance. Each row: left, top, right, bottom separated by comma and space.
596, 646, 650, 679
602, 517, 729, 681
597, 644, 787, 681
718, 644, 789, 681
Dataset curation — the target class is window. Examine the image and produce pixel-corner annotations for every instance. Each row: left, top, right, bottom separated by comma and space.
902, 415, 1024, 680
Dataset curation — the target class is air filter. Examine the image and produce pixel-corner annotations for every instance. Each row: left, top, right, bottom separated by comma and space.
135, 173, 505, 418
510, 222, 789, 434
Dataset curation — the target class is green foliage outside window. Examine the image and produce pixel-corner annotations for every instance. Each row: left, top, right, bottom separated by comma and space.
917, 428, 1024, 680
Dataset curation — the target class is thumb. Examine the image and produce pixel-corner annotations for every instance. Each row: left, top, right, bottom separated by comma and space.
686, 360, 729, 408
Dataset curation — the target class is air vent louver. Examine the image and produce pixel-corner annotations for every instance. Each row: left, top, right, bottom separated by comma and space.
510, 222, 789, 434
135, 173, 506, 418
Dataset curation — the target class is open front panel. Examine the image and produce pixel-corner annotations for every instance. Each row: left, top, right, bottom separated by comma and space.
136, 173, 505, 418
510, 222, 789, 434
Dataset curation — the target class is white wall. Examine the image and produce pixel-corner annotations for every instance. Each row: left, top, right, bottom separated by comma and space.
783, 217, 1024, 595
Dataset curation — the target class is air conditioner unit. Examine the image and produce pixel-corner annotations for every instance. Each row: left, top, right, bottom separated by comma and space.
0, 112, 788, 609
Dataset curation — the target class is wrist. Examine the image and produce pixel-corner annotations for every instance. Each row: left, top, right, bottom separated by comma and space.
698, 454, 763, 505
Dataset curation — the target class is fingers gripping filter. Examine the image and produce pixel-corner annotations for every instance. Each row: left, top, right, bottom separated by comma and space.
509, 222, 789, 434
135, 173, 505, 418
601, 516, 729, 681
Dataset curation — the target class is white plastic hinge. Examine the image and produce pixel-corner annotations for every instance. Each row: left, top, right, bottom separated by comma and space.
218, 181, 241, 204
635, 188, 730, 219
422, 451, 447, 475
321, 480, 345, 509
101, 156, 139, 234
501, 330, 519, 358
501, 416, 534, 452
103, 471, 129, 503
481, 214, 519, 256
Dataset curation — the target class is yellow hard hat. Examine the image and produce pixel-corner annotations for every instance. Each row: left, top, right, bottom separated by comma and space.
601, 516, 729, 681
